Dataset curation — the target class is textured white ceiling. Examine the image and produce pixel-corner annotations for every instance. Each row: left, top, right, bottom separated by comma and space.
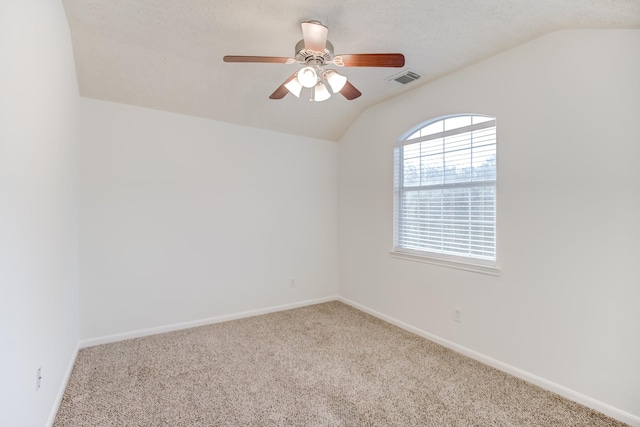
62, 0, 640, 141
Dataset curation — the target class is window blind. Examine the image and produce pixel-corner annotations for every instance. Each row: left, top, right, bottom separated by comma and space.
394, 117, 496, 262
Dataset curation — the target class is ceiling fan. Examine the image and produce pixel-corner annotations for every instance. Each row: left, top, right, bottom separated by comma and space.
223, 20, 405, 102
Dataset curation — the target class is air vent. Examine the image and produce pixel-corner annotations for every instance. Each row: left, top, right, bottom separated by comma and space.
387, 70, 421, 85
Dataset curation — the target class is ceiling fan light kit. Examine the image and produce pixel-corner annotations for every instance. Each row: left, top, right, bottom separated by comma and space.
323, 69, 347, 93
297, 66, 318, 88
313, 82, 331, 102
223, 20, 405, 102
284, 78, 303, 98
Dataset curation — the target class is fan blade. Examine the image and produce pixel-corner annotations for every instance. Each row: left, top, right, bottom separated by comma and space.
301, 21, 328, 53
337, 53, 405, 67
269, 73, 298, 99
224, 56, 291, 64
340, 81, 362, 100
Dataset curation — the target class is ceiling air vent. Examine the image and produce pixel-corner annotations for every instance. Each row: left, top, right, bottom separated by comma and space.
387, 70, 421, 85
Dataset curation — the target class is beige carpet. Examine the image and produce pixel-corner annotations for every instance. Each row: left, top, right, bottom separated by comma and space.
54, 301, 626, 426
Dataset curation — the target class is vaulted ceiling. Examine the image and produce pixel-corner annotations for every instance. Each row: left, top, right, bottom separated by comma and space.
62, 0, 640, 141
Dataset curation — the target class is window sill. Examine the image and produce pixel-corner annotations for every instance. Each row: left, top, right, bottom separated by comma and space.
390, 250, 501, 276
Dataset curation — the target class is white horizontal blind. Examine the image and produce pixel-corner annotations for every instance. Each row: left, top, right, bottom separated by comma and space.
394, 115, 496, 262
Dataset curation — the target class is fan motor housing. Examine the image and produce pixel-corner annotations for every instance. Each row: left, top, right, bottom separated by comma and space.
294, 40, 334, 65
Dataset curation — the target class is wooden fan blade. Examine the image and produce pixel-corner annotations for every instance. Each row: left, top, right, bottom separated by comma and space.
224, 56, 291, 64
337, 53, 405, 67
340, 81, 362, 100
269, 73, 298, 100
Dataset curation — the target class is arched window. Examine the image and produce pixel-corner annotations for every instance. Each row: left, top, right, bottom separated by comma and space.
393, 114, 497, 270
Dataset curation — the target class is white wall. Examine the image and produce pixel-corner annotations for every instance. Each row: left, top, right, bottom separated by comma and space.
79, 99, 338, 340
338, 30, 640, 421
0, 1, 80, 426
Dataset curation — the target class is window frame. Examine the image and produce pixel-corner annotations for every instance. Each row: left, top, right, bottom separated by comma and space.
391, 114, 500, 275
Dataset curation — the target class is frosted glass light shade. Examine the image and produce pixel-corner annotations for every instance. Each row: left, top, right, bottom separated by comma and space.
314, 82, 331, 102
324, 70, 347, 93
284, 78, 302, 97
297, 66, 318, 88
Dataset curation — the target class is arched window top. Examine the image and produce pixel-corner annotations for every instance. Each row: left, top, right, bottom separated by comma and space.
400, 114, 495, 142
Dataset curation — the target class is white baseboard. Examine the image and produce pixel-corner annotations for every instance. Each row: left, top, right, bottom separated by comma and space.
337, 296, 640, 427
79, 296, 338, 349
46, 342, 80, 427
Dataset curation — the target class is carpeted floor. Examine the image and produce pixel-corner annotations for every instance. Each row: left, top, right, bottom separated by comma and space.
54, 301, 627, 426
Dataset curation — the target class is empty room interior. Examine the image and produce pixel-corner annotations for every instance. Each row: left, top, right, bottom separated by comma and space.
1, 0, 639, 426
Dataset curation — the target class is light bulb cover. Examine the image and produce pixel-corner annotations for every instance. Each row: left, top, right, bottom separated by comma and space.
313, 82, 331, 102
324, 69, 347, 93
284, 78, 302, 97
297, 66, 318, 88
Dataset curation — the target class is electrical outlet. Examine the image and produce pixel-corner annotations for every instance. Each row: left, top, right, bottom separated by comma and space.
36, 367, 42, 391
453, 308, 463, 323
289, 278, 296, 288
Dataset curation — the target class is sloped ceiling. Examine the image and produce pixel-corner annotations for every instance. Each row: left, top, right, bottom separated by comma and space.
62, 0, 640, 141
